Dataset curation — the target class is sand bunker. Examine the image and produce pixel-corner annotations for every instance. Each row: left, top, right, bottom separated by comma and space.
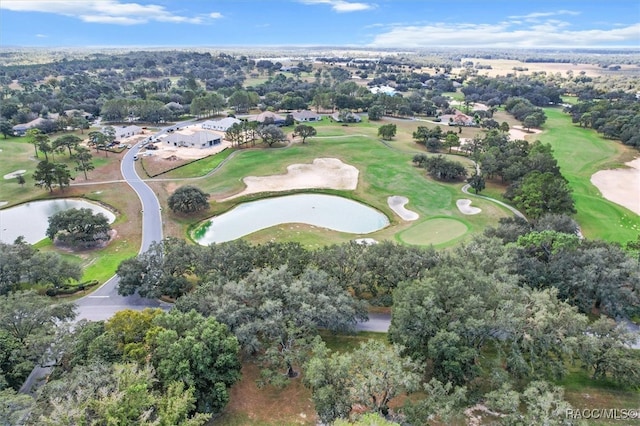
222, 158, 359, 201
387, 196, 419, 221
509, 125, 542, 141
591, 158, 640, 215
457, 199, 482, 215
354, 238, 378, 245
3, 170, 26, 180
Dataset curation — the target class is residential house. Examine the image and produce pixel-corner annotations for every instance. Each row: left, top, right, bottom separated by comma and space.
12, 117, 55, 136
369, 85, 397, 96
164, 129, 222, 149
449, 113, 475, 127
292, 110, 321, 122
331, 111, 362, 123
201, 117, 241, 132
254, 111, 286, 126
111, 125, 143, 140
64, 109, 94, 121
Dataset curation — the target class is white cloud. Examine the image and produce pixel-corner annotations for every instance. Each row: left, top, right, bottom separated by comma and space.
35, 33, 48, 38
299, 0, 374, 13
508, 10, 580, 20
369, 21, 640, 48
209, 12, 223, 19
0, 0, 212, 25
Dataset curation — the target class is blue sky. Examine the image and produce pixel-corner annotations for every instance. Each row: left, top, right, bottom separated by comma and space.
1, 0, 638, 49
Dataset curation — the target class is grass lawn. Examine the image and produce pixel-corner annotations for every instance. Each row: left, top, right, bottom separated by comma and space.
0, 136, 142, 285
538, 108, 640, 243
558, 367, 640, 426
152, 120, 511, 247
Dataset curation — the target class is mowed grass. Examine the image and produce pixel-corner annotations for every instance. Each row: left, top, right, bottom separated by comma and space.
538, 108, 640, 243
162, 148, 234, 178
0, 136, 142, 285
167, 121, 512, 247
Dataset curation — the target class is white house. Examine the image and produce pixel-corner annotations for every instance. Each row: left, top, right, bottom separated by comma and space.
164, 129, 222, 149
331, 111, 362, 123
201, 117, 241, 132
111, 125, 143, 140
370, 85, 397, 96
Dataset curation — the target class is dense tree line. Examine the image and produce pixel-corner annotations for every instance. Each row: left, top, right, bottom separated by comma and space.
0, 239, 81, 294
2, 223, 638, 422
10, 307, 241, 424
472, 130, 576, 219
412, 153, 468, 181
566, 98, 640, 148
116, 238, 436, 303
462, 74, 563, 107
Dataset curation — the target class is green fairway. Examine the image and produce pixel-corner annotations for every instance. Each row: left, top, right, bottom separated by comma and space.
162, 148, 234, 178
398, 217, 469, 246
537, 108, 640, 243
179, 124, 510, 247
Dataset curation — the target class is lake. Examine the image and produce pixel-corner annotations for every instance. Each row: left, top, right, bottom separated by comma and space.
193, 194, 389, 245
0, 199, 116, 244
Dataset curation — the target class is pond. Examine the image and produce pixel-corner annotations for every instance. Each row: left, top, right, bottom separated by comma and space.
0, 199, 116, 244
193, 194, 389, 245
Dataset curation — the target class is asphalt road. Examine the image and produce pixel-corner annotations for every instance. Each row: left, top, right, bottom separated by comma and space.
75, 134, 168, 321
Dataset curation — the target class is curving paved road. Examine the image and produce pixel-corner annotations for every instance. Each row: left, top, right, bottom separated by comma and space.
75, 133, 169, 321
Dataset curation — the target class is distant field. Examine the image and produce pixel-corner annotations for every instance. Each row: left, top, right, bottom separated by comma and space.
458, 58, 640, 78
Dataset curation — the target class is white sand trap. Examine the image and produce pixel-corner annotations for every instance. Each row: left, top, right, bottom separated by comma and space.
457, 199, 482, 215
3, 170, 26, 180
0, 202, 7, 207
591, 157, 640, 215
387, 196, 419, 221
354, 238, 378, 245
222, 158, 359, 201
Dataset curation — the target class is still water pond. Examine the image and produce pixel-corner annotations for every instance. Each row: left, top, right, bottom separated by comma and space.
0, 199, 116, 244
193, 194, 389, 245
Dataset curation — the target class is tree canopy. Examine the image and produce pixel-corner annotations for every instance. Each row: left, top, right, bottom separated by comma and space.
46, 207, 112, 249
167, 185, 209, 214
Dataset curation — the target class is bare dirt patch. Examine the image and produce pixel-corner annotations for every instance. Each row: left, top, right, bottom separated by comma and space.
221, 158, 359, 201
221, 362, 316, 425
590, 157, 640, 215
387, 196, 419, 221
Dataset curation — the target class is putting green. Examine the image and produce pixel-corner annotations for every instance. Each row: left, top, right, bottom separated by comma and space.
399, 217, 469, 246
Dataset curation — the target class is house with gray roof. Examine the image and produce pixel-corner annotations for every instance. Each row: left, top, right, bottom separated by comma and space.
254, 111, 286, 126
110, 125, 143, 140
292, 110, 321, 122
164, 129, 222, 149
201, 117, 241, 132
